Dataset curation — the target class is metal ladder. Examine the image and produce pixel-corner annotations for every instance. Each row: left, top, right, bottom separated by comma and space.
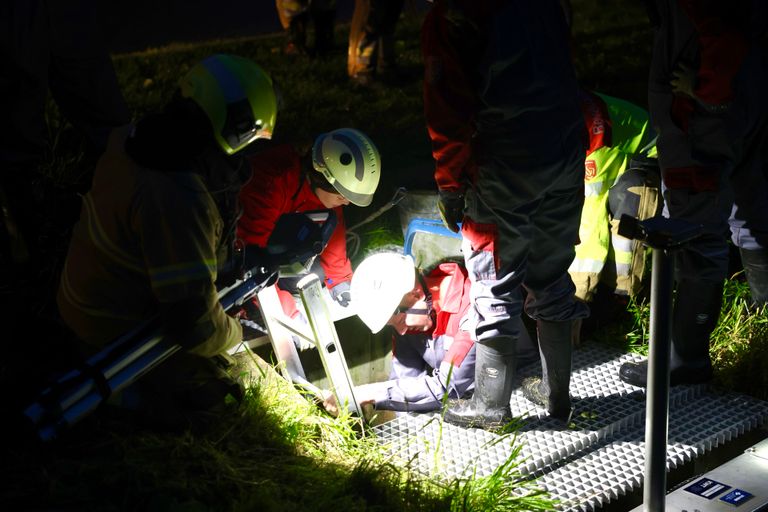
252, 276, 362, 416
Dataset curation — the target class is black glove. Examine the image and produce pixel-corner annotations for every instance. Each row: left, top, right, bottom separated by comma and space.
437, 189, 465, 233
329, 281, 352, 308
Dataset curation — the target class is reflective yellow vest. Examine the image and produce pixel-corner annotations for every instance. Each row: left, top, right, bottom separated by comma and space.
569, 91, 658, 301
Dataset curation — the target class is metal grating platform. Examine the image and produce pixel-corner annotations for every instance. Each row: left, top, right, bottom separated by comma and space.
372, 342, 768, 511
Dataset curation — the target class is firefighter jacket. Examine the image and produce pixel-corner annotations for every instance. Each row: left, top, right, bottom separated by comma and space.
647, 0, 768, 285
57, 125, 242, 357
569, 90, 658, 301
237, 144, 353, 291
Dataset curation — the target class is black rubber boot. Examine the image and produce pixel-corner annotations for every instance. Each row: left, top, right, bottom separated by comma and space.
515, 317, 540, 369
619, 279, 722, 387
740, 248, 768, 307
521, 319, 573, 421
444, 336, 516, 429
618, 358, 713, 388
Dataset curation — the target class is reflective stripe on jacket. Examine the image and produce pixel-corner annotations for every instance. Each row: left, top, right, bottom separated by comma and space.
569, 91, 656, 301
57, 125, 241, 356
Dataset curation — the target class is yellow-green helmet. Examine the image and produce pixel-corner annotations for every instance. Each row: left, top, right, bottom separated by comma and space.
312, 128, 381, 207
179, 54, 277, 155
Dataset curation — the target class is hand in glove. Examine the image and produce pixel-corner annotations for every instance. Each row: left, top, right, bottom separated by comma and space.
321, 390, 340, 417
670, 63, 696, 99
329, 281, 352, 308
437, 189, 465, 233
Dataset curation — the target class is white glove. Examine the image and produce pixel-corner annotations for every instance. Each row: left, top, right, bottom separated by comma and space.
329, 281, 352, 308
670, 63, 696, 99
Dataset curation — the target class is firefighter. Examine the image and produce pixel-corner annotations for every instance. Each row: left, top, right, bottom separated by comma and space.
570, 90, 660, 314
323, 252, 537, 415
57, 54, 278, 426
347, 0, 405, 85
274, 0, 337, 56
422, 0, 588, 427
237, 128, 380, 313
620, 1, 768, 388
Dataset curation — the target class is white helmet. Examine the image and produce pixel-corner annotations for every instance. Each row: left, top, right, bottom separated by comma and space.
312, 128, 380, 207
351, 253, 415, 334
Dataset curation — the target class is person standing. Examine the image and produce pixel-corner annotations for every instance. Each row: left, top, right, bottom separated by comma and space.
274, 0, 337, 56
422, 0, 589, 428
619, 1, 768, 387
347, 0, 405, 85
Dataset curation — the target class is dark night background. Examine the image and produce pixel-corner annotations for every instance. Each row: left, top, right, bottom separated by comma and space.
97, 1, 430, 54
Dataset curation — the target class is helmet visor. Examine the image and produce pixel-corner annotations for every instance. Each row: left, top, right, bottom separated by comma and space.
221, 98, 273, 153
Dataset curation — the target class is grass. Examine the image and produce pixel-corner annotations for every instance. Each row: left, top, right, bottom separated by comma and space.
3, 350, 554, 511
597, 273, 768, 400
4, 1, 768, 510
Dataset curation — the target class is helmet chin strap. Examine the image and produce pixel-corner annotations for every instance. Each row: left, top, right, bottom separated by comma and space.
401, 272, 436, 336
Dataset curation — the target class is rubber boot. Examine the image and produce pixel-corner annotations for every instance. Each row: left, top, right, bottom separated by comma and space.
620, 279, 722, 387
443, 336, 516, 429
740, 248, 768, 307
515, 318, 540, 369
521, 319, 573, 421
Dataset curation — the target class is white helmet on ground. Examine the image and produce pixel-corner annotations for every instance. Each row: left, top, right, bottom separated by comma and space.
312, 128, 380, 207
351, 252, 415, 334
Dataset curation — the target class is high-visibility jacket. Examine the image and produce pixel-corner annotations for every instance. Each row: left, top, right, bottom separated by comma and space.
57, 125, 242, 357
569, 90, 658, 301
237, 144, 352, 291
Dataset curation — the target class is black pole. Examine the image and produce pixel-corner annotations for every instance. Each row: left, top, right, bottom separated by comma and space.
644, 247, 674, 511
617, 214, 703, 512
